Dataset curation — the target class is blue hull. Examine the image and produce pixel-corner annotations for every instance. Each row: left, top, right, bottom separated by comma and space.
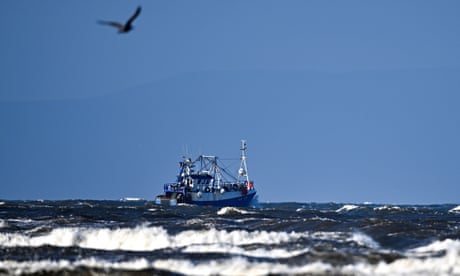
190, 192, 256, 207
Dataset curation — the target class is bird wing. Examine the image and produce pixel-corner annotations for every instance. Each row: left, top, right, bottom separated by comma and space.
98, 20, 124, 29
126, 6, 142, 25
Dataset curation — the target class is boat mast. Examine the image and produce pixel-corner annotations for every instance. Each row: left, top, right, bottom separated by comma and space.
238, 140, 249, 183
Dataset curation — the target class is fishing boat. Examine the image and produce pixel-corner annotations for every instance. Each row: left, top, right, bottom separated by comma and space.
155, 140, 257, 206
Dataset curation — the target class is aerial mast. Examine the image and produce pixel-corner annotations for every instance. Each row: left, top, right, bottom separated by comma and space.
238, 140, 249, 183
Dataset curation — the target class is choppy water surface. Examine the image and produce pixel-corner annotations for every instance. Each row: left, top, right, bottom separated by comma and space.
0, 200, 459, 275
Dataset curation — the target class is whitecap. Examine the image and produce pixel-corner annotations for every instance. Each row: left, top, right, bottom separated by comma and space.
0, 219, 7, 228
448, 205, 460, 213
1, 251, 460, 276
336, 204, 360, 213
174, 228, 305, 248
0, 225, 170, 251
120, 197, 144, 202
152, 257, 335, 276
409, 238, 460, 257
310, 231, 347, 241
310, 216, 336, 222
0, 258, 151, 275
0, 258, 335, 276
0, 225, 308, 252
234, 217, 263, 224
347, 239, 460, 275
217, 206, 253, 215
342, 250, 460, 275
182, 243, 310, 259
77, 201, 94, 208
347, 232, 380, 249
185, 218, 204, 225
374, 205, 402, 211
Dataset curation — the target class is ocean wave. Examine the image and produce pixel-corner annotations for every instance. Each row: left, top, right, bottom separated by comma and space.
0, 258, 334, 276
156, 250, 460, 276
448, 205, 460, 213
2, 248, 458, 276
310, 216, 336, 222
348, 232, 380, 249
409, 238, 460, 257
1, 200, 458, 275
336, 204, 361, 213
217, 207, 254, 215
120, 197, 144, 202
152, 257, 335, 276
182, 243, 311, 259
0, 225, 308, 251
374, 205, 402, 211
0, 225, 382, 253
0, 258, 152, 275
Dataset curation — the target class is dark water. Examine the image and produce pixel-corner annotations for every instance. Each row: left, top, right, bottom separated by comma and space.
0, 200, 459, 275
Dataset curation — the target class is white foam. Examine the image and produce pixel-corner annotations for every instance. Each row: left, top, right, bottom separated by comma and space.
1, 239, 458, 275
0, 225, 170, 251
0, 225, 308, 252
0, 219, 7, 228
348, 232, 380, 249
174, 228, 305, 248
336, 204, 360, 213
0, 258, 151, 275
0, 258, 335, 276
152, 247, 460, 276
152, 257, 335, 276
7, 218, 34, 224
1, 252, 460, 276
343, 239, 460, 275
182, 243, 310, 259
307, 216, 337, 222
217, 207, 253, 215
448, 205, 460, 213
409, 238, 460, 257
120, 197, 144, 201
374, 205, 402, 211
0, 224, 380, 262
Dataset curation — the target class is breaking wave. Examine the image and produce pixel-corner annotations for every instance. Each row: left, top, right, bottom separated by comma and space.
0, 225, 382, 253
1, 238, 459, 276
217, 206, 253, 215
336, 204, 361, 212
1, 200, 459, 275
374, 205, 402, 211
0, 225, 306, 251
449, 205, 460, 213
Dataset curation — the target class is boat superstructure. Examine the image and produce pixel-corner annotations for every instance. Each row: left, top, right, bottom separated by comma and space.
155, 140, 256, 206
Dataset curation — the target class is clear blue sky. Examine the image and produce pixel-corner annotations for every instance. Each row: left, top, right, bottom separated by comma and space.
1, 1, 459, 203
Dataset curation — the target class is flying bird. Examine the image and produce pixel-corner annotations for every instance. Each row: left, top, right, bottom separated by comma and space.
98, 6, 142, 33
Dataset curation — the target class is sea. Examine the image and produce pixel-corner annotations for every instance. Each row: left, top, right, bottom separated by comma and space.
0, 199, 459, 275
